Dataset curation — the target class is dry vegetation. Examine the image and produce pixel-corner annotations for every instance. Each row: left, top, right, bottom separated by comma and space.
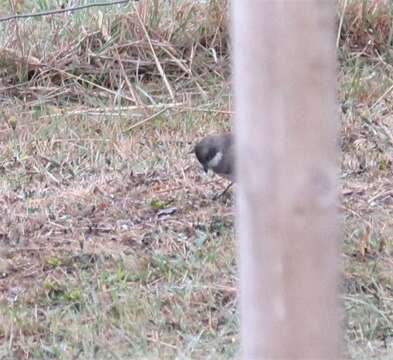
0, 0, 392, 358
339, 0, 393, 358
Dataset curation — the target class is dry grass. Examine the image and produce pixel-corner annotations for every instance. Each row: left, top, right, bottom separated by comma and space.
338, 2, 393, 357
1, 0, 393, 358
338, 0, 393, 54
0, 0, 228, 109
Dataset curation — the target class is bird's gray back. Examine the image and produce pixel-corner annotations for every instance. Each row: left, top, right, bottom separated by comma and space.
210, 134, 234, 180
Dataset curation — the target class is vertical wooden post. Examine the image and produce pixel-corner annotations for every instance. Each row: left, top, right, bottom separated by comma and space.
232, 1, 341, 358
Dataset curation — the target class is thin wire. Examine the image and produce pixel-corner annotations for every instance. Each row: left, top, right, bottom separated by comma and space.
0, 0, 133, 23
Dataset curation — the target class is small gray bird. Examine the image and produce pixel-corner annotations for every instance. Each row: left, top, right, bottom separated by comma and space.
194, 133, 234, 181
194, 133, 235, 199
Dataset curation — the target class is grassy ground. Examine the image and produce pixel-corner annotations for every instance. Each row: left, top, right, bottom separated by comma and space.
0, 102, 237, 359
1, 0, 393, 358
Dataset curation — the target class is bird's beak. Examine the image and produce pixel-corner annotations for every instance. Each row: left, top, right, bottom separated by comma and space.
203, 164, 209, 173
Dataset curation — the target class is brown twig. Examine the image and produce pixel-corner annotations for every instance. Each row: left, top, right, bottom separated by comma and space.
114, 48, 140, 105
37, 102, 184, 119
133, 3, 175, 101
124, 107, 169, 132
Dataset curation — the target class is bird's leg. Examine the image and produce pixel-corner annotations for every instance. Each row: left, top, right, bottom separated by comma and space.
213, 182, 234, 201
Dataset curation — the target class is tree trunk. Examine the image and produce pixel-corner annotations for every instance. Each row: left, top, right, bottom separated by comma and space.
232, 1, 341, 358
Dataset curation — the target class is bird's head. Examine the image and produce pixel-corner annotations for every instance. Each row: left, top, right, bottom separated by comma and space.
194, 136, 226, 173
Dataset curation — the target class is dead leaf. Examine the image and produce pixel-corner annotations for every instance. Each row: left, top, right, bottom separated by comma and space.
379, 237, 386, 254
157, 207, 177, 218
